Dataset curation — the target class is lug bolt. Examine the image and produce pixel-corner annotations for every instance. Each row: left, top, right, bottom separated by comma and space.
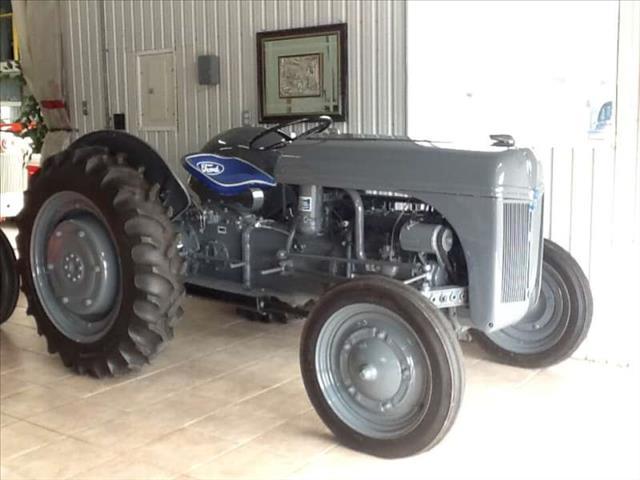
61, 297, 69, 304
84, 299, 93, 307
343, 342, 352, 352
47, 264, 54, 271
381, 401, 392, 411
55, 231, 62, 238
348, 386, 357, 396
78, 230, 86, 238
94, 266, 101, 273
359, 365, 378, 382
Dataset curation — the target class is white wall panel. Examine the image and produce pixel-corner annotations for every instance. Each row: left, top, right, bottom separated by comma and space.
407, 1, 640, 365
60, 0, 406, 179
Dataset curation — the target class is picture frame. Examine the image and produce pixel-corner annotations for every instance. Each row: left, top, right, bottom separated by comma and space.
256, 23, 348, 123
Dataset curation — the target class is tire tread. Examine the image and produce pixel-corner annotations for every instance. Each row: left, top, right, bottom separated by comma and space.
16, 148, 184, 377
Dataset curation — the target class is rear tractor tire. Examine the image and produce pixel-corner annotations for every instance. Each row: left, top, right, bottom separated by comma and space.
16, 146, 185, 377
300, 277, 465, 458
0, 228, 20, 324
475, 239, 592, 368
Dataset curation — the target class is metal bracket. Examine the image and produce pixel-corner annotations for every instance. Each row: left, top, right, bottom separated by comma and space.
422, 286, 468, 309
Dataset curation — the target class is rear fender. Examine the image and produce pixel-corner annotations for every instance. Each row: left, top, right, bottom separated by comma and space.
66, 131, 190, 218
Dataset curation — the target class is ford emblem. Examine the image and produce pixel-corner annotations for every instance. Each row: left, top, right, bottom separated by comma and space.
199, 161, 224, 176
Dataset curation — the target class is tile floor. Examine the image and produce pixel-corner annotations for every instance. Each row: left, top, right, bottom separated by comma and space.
1, 290, 639, 480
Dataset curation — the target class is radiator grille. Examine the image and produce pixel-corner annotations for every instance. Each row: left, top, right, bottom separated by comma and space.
501, 202, 531, 302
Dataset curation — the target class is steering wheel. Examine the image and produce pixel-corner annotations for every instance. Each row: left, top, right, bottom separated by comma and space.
248, 116, 333, 151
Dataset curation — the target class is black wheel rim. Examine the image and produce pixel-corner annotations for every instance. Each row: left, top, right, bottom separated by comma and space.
487, 264, 567, 354
30, 191, 121, 343
315, 303, 432, 439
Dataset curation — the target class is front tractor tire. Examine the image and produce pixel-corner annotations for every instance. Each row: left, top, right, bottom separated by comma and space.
17, 146, 185, 377
300, 277, 464, 458
0, 228, 20, 324
475, 239, 592, 368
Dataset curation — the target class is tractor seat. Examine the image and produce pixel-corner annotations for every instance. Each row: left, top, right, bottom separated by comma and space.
183, 153, 277, 196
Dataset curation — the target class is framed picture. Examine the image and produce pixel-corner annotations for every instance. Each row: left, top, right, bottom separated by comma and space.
257, 23, 347, 123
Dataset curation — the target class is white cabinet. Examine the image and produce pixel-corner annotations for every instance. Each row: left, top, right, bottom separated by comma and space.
136, 51, 176, 130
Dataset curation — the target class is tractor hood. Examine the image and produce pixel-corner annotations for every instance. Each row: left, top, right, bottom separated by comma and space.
276, 136, 543, 200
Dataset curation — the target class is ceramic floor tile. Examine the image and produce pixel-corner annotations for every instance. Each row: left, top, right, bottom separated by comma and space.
287, 448, 384, 480
173, 316, 225, 340
71, 410, 185, 453
182, 297, 239, 327
87, 365, 213, 413
188, 443, 305, 480
5, 437, 116, 480
238, 353, 301, 386
0, 411, 19, 427
51, 370, 138, 398
2, 295, 639, 480
6, 309, 36, 329
168, 321, 265, 360
217, 361, 296, 391
162, 353, 245, 385
187, 403, 287, 444
0, 420, 64, 461
0, 384, 77, 418
181, 347, 265, 378
0, 464, 29, 480
25, 397, 123, 435
209, 338, 278, 366
70, 457, 175, 480
0, 323, 49, 355
465, 358, 540, 397
189, 371, 272, 405
137, 390, 226, 428
133, 427, 237, 475
1, 356, 72, 387
0, 348, 50, 375
168, 332, 248, 360
248, 413, 335, 461
237, 379, 312, 420
0, 372, 38, 399
16, 291, 27, 308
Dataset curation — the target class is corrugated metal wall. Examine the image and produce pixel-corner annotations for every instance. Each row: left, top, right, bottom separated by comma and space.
534, 145, 639, 365
60, 0, 406, 177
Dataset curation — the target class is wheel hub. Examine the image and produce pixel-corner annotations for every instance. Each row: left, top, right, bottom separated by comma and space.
487, 265, 566, 354
46, 216, 118, 317
30, 191, 122, 343
316, 303, 431, 439
341, 328, 407, 407
359, 364, 378, 382
62, 253, 85, 282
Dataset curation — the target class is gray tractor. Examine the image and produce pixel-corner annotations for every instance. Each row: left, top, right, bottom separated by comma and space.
11, 117, 592, 457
